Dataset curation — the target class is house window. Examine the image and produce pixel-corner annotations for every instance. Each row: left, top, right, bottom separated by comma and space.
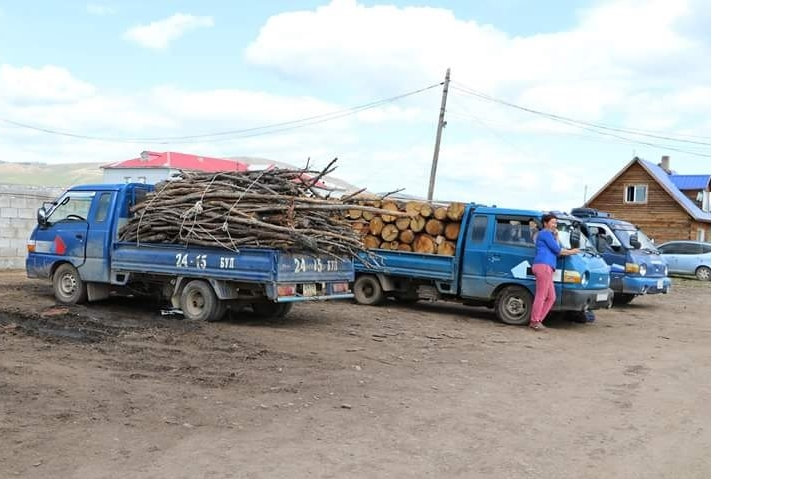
138, 176, 147, 183
123, 176, 132, 183
697, 228, 706, 242
625, 184, 647, 203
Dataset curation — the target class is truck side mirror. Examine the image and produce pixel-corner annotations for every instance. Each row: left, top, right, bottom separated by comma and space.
629, 234, 641, 249
569, 229, 581, 249
36, 207, 48, 226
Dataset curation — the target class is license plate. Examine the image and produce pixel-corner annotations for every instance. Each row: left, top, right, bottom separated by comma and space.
302, 283, 317, 297
597, 292, 608, 301
657, 280, 664, 289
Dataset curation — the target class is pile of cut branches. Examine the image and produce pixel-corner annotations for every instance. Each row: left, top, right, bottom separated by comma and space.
118, 158, 405, 262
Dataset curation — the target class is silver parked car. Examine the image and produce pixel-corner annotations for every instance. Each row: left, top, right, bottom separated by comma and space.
656, 240, 711, 281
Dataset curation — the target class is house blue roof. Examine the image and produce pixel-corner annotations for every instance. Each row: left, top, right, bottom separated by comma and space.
669, 174, 711, 191
638, 159, 711, 222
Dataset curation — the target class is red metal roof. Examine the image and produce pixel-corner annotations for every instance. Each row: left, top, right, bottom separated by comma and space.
102, 151, 249, 172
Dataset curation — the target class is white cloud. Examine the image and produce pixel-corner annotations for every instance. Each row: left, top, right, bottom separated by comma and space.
245, 0, 708, 123
86, 4, 115, 16
1, 0, 710, 213
0, 65, 96, 104
123, 13, 214, 50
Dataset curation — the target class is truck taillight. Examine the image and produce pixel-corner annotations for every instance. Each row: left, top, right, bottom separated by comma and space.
332, 282, 350, 293
277, 284, 296, 296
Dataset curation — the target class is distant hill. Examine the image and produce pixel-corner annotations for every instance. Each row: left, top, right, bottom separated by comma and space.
0, 161, 105, 187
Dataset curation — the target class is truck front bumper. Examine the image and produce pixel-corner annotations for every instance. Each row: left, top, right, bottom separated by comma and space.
613, 276, 671, 295
558, 287, 614, 311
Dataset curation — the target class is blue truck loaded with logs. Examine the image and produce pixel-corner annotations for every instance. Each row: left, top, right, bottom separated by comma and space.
351, 203, 613, 325
25, 175, 358, 322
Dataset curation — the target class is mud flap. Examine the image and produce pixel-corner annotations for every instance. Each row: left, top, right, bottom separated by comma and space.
87, 282, 110, 302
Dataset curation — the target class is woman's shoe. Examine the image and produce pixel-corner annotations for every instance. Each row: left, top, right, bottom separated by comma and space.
530, 321, 548, 331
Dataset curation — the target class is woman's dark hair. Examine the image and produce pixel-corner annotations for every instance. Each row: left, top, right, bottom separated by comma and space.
541, 213, 557, 224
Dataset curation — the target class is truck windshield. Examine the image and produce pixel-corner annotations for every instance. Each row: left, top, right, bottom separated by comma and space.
556, 221, 597, 253
611, 226, 659, 251
46, 191, 96, 223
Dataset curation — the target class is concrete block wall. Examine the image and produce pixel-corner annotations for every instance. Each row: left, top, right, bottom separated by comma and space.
0, 184, 65, 269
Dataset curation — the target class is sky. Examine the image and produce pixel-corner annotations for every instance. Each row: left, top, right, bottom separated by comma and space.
0, 0, 710, 211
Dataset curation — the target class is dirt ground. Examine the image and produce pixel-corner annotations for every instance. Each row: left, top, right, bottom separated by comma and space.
0, 270, 710, 479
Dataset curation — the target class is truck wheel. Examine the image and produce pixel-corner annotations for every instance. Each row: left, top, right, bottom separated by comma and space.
695, 266, 711, 281
494, 285, 532, 325
252, 302, 293, 319
353, 275, 384, 305
613, 293, 636, 305
53, 263, 87, 305
180, 280, 224, 321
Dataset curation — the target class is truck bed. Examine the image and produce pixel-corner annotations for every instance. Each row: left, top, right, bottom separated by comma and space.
356, 250, 456, 282
112, 242, 353, 284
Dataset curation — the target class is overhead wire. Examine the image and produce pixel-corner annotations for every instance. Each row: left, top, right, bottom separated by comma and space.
451, 80, 711, 145
1, 82, 443, 145
446, 107, 711, 156
449, 81, 711, 157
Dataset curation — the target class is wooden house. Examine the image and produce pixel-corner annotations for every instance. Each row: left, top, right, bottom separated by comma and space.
583, 156, 711, 243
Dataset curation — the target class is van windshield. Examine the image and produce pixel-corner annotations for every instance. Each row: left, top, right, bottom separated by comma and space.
611, 226, 659, 251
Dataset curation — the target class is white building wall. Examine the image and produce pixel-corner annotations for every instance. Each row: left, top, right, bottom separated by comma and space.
1, 184, 65, 269
102, 168, 176, 184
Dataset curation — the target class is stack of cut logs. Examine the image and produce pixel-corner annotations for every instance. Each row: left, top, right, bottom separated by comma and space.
344, 198, 466, 256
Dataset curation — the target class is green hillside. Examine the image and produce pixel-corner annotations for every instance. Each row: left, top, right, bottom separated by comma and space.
0, 161, 105, 187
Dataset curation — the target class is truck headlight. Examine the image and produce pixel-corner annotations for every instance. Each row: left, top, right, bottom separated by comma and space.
625, 263, 647, 276
563, 270, 583, 284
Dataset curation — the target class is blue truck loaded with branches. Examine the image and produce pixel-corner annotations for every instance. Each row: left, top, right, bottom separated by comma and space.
25, 165, 374, 321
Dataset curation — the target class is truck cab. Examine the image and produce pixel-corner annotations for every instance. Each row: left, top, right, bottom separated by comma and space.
570, 207, 671, 305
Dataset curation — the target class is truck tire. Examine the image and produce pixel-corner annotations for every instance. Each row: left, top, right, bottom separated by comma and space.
353, 275, 384, 305
180, 280, 224, 322
252, 302, 293, 319
494, 285, 532, 325
53, 263, 88, 305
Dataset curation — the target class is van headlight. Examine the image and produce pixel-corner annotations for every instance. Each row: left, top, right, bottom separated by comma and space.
625, 263, 647, 276
563, 270, 583, 284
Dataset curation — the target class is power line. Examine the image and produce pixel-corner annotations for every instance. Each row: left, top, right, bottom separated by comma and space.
451, 80, 711, 144
450, 81, 712, 155
446, 101, 539, 160
447, 108, 712, 156
1, 83, 443, 145
451, 85, 710, 158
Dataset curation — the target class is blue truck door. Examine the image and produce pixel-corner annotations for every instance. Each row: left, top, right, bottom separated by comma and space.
81, 191, 116, 282
33, 191, 95, 273
485, 216, 537, 288
459, 214, 491, 299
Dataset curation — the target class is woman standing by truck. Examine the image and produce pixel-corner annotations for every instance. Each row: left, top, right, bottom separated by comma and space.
530, 214, 580, 330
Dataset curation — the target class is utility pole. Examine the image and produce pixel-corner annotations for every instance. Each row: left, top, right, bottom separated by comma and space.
427, 68, 450, 201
